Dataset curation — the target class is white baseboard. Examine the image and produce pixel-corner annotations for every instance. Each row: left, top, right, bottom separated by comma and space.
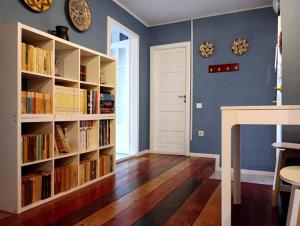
190, 152, 274, 185
189, 152, 220, 171
136, 149, 150, 156
210, 168, 274, 185
116, 150, 150, 163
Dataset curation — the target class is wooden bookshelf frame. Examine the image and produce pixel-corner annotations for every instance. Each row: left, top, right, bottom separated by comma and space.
0, 22, 116, 213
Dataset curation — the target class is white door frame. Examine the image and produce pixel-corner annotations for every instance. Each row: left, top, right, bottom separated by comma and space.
107, 16, 140, 156
150, 42, 191, 156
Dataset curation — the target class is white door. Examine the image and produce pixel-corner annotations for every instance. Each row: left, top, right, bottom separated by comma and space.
150, 42, 190, 155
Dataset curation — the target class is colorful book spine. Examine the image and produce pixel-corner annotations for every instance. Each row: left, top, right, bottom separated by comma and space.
21, 91, 52, 114
22, 134, 52, 163
21, 42, 52, 75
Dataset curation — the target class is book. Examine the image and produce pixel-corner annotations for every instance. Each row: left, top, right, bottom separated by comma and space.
54, 165, 78, 194
21, 91, 52, 114
54, 125, 71, 154
21, 42, 52, 75
21, 171, 52, 207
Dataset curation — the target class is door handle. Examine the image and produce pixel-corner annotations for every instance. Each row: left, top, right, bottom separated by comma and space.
178, 95, 186, 98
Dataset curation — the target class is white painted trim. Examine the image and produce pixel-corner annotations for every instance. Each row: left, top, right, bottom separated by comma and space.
136, 149, 150, 156
112, 0, 149, 27
148, 5, 272, 27
189, 152, 274, 185
107, 16, 140, 156
189, 153, 220, 171
190, 20, 194, 141
150, 42, 191, 156
116, 150, 150, 163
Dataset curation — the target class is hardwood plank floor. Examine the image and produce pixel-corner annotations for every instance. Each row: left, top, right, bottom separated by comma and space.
0, 154, 283, 226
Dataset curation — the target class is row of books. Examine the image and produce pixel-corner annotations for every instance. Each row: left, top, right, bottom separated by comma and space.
54, 124, 71, 155
21, 91, 52, 114
22, 43, 52, 75
99, 120, 111, 147
54, 165, 78, 194
22, 171, 52, 207
79, 159, 97, 185
80, 89, 99, 114
22, 134, 52, 163
55, 86, 79, 113
80, 121, 96, 151
100, 93, 114, 114
99, 154, 113, 176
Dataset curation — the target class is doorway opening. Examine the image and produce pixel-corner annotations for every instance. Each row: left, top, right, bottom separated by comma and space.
107, 17, 139, 161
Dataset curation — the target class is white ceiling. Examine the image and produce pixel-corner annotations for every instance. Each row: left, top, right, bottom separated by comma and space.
113, 0, 273, 27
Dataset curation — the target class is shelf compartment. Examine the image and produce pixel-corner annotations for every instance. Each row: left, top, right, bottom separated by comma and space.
21, 161, 53, 207
54, 84, 79, 115
80, 120, 99, 153
21, 29, 54, 76
54, 121, 79, 157
99, 148, 115, 177
80, 50, 100, 84
99, 119, 115, 149
22, 76, 53, 114
79, 151, 98, 185
55, 47, 79, 80
100, 59, 116, 87
21, 122, 53, 164
80, 86, 99, 115
54, 156, 78, 195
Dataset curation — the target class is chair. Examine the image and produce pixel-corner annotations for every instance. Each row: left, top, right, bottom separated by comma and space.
280, 166, 300, 226
272, 142, 300, 206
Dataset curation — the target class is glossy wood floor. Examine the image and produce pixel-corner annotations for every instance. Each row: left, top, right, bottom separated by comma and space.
0, 154, 281, 226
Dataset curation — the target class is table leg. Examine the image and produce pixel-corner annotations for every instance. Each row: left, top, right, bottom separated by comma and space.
233, 125, 241, 204
287, 185, 298, 226
222, 113, 234, 226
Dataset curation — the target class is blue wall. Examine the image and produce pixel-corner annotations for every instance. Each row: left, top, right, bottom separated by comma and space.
149, 21, 191, 46
149, 8, 277, 171
0, 0, 150, 151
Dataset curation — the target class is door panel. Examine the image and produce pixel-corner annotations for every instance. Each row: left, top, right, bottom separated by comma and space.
151, 43, 190, 155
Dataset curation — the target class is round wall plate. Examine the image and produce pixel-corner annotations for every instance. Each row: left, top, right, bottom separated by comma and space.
199, 41, 215, 58
68, 0, 92, 32
24, 0, 53, 12
232, 38, 249, 56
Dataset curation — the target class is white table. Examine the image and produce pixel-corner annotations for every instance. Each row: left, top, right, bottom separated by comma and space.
221, 105, 300, 226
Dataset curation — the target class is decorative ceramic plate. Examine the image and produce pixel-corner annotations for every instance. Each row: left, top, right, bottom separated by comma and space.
68, 0, 92, 32
199, 41, 215, 58
232, 38, 249, 56
24, 0, 53, 12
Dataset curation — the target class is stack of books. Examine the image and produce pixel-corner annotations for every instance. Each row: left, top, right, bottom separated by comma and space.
79, 159, 97, 185
100, 93, 114, 114
21, 171, 52, 207
21, 91, 52, 114
22, 43, 52, 75
99, 120, 111, 147
54, 125, 71, 155
22, 134, 52, 163
99, 154, 113, 176
55, 85, 79, 113
80, 65, 87, 81
80, 89, 99, 114
80, 121, 95, 151
54, 165, 78, 194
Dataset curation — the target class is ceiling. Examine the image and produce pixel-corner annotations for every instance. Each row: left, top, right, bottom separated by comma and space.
113, 0, 273, 27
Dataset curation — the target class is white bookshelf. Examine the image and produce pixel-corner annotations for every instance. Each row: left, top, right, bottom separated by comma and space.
0, 22, 116, 213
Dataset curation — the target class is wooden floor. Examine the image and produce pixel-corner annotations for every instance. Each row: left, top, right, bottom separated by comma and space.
0, 154, 282, 226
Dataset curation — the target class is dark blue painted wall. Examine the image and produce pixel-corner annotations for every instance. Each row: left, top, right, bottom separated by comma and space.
149, 8, 277, 171
149, 21, 191, 46
0, 0, 150, 151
